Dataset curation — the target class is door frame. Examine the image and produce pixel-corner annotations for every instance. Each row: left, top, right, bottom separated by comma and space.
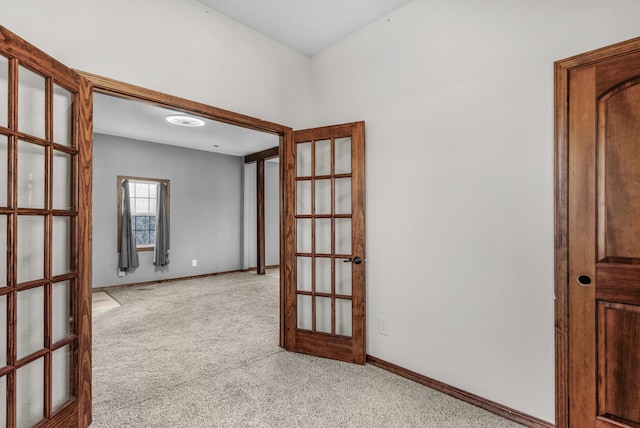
77, 71, 293, 347
554, 36, 640, 428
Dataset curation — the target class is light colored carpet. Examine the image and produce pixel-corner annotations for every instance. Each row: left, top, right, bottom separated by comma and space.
91, 270, 523, 427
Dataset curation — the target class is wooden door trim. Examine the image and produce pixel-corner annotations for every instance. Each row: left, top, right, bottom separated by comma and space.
76, 71, 291, 136
555, 35, 640, 428
282, 131, 294, 348
76, 74, 93, 428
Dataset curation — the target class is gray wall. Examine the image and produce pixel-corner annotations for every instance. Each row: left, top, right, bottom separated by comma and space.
243, 161, 280, 268
265, 160, 280, 265
93, 134, 244, 288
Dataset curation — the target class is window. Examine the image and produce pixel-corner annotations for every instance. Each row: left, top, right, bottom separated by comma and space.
117, 176, 170, 251
130, 180, 157, 247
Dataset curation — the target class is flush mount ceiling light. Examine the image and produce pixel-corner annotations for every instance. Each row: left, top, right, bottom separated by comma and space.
165, 114, 206, 127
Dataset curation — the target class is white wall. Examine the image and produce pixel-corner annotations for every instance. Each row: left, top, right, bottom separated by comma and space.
310, 0, 640, 422
0, 0, 313, 129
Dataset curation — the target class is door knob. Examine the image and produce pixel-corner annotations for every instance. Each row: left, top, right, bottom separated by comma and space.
344, 256, 362, 265
577, 275, 592, 286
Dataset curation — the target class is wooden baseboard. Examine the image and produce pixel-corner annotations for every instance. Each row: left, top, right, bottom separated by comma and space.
244, 264, 280, 272
366, 355, 554, 428
92, 269, 251, 292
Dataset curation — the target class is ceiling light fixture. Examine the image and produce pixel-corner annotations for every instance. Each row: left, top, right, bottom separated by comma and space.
166, 114, 206, 127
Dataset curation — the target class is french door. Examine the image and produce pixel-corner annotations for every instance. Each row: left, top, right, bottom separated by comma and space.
0, 27, 92, 427
557, 37, 640, 427
283, 122, 366, 364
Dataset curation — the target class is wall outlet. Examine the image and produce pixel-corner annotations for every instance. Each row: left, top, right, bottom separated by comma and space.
192, 259, 198, 267
118, 269, 125, 277
378, 317, 389, 336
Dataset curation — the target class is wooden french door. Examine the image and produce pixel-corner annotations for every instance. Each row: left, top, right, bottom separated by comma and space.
283, 122, 366, 364
557, 37, 640, 427
0, 27, 92, 427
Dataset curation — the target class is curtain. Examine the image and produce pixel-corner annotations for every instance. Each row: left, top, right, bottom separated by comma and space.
154, 182, 170, 266
118, 179, 139, 271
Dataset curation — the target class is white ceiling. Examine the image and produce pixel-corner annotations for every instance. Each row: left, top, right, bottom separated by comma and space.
196, 0, 413, 57
93, 93, 280, 157
94, 0, 413, 156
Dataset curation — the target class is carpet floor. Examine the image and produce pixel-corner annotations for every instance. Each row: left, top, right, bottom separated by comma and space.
91, 270, 523, 427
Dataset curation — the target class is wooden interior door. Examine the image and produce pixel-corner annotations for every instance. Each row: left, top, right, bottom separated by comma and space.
0, 27, 92, 427
283, 122, 365, 364
557, 38, 640, 427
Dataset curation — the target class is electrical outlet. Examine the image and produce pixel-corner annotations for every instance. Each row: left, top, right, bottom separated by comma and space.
192, 259, 198, 267
378, 317, 389, 336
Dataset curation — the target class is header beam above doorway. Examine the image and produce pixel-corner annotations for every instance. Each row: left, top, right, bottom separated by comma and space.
244, 146, 279, 163
77, 70, 292, 136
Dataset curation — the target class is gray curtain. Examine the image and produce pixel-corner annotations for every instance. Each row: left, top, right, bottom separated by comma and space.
154, 182, 170, 266
118, 179, 139, 271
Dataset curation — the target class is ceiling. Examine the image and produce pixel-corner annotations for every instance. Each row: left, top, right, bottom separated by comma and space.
94, 0, 413, 156
93, 93, 280, 157
196, 0, 413, 57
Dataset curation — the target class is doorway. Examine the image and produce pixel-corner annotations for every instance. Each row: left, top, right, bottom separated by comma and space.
91, 92, 280, 286
555, 36, 640, 428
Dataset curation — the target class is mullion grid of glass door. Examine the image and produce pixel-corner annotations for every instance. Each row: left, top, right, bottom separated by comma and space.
295, 137, 353, 338
0, 55, 78, 428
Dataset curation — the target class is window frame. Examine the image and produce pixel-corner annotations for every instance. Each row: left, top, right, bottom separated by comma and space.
117, 175, 170, 252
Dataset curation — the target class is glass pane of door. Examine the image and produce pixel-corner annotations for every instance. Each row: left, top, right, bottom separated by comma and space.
52, 216, 71, 277
0, 295, 6, 365
335, 137, 352, 175
335, 258, 352, 296
52, 281, 72, 343
315, 139, 331, 176
0, 376, 6, 427
53, 85, 73, 147
315, 179, 331, 214
316, 296, 332, 333
18, 66, 46, 139
17, 141, 45, 209
336, 299, 352, 337
296, 142, 311, 177
315, 258, 331, 294
296, 181, 311, 215
17, 286, 44, 360
296, 219, 311, 254
0, 55, 7, 128
17, 216, 45, 284
335, 178, 351, 215
16, 357, 44, 428
0, 215, 6, 287
335, 219, 352, 255
315, 219, 331, 254
52, 345, 72, 411
0, 135, 7, 206
53, 150, 72, 210
297, 295, 312, 330
296, 257, 312, 292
